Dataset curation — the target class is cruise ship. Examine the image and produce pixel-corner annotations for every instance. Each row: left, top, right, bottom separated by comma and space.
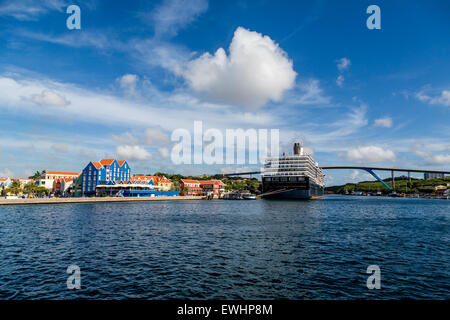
261, 143, 325, 199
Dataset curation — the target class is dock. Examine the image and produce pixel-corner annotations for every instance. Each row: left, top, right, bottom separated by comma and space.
0, 196, 205, 206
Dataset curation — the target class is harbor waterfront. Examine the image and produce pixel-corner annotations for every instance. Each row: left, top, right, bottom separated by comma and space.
0, 195, 448, 300
0, 196, 204, 206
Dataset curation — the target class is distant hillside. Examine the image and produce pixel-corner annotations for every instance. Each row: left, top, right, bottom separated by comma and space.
326, 177, 449, 194
148, 172, 261, 193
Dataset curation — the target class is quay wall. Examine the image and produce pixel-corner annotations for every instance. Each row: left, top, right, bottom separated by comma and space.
0, 196, 205, 206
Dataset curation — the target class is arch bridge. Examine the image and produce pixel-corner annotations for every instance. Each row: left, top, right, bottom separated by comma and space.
223, 167, 450, 191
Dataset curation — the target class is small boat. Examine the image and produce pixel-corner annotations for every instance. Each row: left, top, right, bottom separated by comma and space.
243, 194, 257, 200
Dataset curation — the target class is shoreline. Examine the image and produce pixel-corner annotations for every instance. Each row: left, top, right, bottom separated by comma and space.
0, 196, 205, 206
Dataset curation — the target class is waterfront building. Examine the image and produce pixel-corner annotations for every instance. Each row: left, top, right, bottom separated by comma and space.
132, 175, 173, 191
179, 179, 203, 196
11, 178, 34, 187
424, 173, 445, 180
81, 159, 131, 196
180, 179, 226, 197
37, 171, 80, 192
55, 177, 75, 196
0, 177, 11, 188
96, 178, 178, 197
200, 180, 226, 198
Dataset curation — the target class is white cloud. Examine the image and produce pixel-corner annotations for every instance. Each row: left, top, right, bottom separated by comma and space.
26, 90, 70, 107
350, 170, 359, 180
183, 27, 297, 109
0, 75, 276, 132
340, 146, 396, 164
112, 132, 139, 145
117, 74, 139, 96
18, 30, 122, 50
0, 0, 65, 21
416, 89, 450, 107
321, 104, 368, 140
151, 0, 208, 38
51, 142, 68, 153
158, 147, 170, 159
413, 144, 450, 165
291, 79, 330, 105
336, 57, 351, 72
374, 117, 393, 128
350, 169, 374, 182
144, 128, 171, 146
0, 168, 13, 178
336, 75, 344, 87
80, 148, 97, 159
116, 145, 152, 161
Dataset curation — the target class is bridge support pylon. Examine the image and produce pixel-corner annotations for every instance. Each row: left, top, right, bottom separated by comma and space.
391, 170, 395, 191
364, 169, 392, 191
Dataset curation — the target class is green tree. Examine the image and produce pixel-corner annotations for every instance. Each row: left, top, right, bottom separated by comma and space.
35, 187, 49, 197
6, 180, 22, 195
29, 170, 45, 180
23, 182, 37, 197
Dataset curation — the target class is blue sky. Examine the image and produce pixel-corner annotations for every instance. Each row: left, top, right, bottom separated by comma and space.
0, 0, 449, 185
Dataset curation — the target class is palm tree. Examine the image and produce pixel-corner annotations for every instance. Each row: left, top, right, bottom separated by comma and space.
6, 180, 22, 195
23, 182, 36, 197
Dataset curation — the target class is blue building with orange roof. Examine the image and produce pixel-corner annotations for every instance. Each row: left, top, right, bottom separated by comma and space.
81, 159, 131, 196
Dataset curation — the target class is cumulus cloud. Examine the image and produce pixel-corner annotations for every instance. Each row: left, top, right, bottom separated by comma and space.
336, 57, 351, 72
340, 146, 396, 163
183, 27, 297, 109
416, 89, 450, 107
26, 90, 70, 107
117, 74, 139, 96
413, 144, 450, 165
374, 117, 393, 128
116, 145, 152, 161
0, 76, 276, 133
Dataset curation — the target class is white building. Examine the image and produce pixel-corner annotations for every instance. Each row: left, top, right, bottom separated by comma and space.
37, 171, 80, 192
0, 178, 11, 188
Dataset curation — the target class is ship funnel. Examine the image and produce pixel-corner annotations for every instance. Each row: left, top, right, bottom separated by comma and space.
293, 143, 303, 155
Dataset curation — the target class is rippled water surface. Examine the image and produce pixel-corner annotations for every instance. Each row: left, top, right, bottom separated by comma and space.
0, 196, 448, 299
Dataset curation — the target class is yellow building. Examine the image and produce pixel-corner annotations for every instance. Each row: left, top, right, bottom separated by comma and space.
132, 175, 173, 191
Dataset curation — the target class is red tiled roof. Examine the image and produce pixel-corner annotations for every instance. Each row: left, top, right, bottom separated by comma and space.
92, 161, 102, 169
180, 179, 200, 184
133, 175, 154, 181
199, 180, 225, 185
117, 160, 125, 167
0, 178, 10, 181
99, 159, 115, 166
46, 171, 80, 176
